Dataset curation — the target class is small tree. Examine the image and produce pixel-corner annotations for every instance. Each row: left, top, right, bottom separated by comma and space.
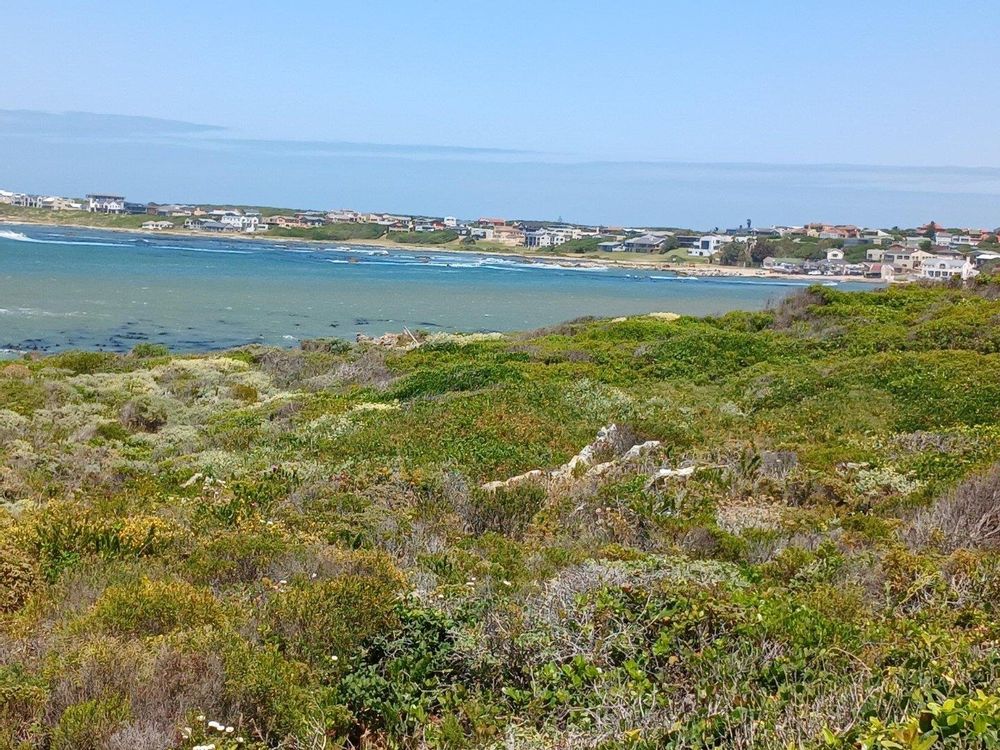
750, 239, 777, 265
717, 241, 749, 266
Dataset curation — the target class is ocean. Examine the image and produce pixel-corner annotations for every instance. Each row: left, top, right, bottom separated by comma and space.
0, 224, 868, 353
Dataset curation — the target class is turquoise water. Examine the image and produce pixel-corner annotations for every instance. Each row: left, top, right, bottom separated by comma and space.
0, 224, 867, 352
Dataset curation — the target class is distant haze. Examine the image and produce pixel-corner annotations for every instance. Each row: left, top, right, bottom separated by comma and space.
4, 2, 1000, 227
3, 110, 1000, 229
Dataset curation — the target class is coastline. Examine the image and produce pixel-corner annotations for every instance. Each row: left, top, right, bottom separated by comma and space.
1, 217, 888, 284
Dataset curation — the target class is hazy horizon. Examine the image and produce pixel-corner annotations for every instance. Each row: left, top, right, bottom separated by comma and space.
5, 1, 1000, 228
6, 109, 1000, 229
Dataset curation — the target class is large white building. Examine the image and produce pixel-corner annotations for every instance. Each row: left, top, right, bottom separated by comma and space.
219, 212, 260, 232
87, 194, 126, 213
689, 234, 727, 257
919, 256, 977, 281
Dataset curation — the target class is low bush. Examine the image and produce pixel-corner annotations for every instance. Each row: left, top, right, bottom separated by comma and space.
81, 578, 225, 637
906, 462, 1000, 552
119, 395, 169, 432
49, 694, 131, 750
129, 343, 169, 358
264, 549, 405, 666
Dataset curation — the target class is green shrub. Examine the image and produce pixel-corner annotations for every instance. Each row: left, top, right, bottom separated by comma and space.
49, 694, 130, 750
265, 549, 405, 665
0, 665, 48, 745
82, 578, 225, 637
0, 528, 40, 612
230, 383, 259, 403
47, 350, 118, 374
389, 362, 523, 400
300, 337, 352, 354
129, 342, 169, 358
465, 483, 547, 538
119, 394, 169, 432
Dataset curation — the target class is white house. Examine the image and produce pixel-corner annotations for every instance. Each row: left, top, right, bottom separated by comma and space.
690, 234, 727, 257
11, 193, 43, 208
87, 194, 126, 213
523, 227, 578, 248
141, 220, 174, 230
219, 212, 260, 232
933, 231, 953, 247
866, 246, 886, 262
948, 234, 979, 249
919, 256, 977, 281
826, 248, 845, 261
443, 216, 458, 228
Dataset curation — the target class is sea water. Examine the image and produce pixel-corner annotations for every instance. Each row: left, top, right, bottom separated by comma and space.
0, 225, 870, 352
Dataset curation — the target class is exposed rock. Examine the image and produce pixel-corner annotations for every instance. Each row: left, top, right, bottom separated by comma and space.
644, 465, 697, 490
481, 424, 662, 492
355, 328, 422, 350
481, 469, 546, 493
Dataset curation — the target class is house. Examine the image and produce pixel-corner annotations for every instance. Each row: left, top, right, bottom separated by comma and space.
864, 263, 895, 282
87, 194, 126, 214
326, 209, 362, 223
492, 225, 525, 246
861, 228, 894, 245
918, 256, 978, 281
933, 231, 954, 248
0, 190, 13, 204
523, 229, 555, 247
141, 220, 174, 230
217, 213, 260, 232
826, 248, 845, 261
443, 216, 458, 228
762, 257, 805, 271
623, 233, 668, 252
11, 193, 43, 208
124, 202, 148, 215
598, 241, 624, 252
866, 246, 886, 262
971, 250, 1000, 268
948, 234, 979, 249
470, 226, 496, 241
193, 219, 227, 232
264, 215, 301, 228
38, 196, 82, 211
293, 213, 326, 228
883, 244, 929, 271
691, 234, 727, 257
523, 227, 578, 248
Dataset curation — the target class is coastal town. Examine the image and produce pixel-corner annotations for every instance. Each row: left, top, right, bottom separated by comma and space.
1, 187, 998, 282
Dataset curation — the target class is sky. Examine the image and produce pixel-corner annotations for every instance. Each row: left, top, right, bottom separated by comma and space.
3, 0, 1000, 228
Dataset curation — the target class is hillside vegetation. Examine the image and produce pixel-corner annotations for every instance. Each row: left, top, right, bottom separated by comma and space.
2, 281, 1000, 749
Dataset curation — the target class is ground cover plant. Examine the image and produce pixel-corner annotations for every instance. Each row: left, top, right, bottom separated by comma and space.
1, 280, 1000, 748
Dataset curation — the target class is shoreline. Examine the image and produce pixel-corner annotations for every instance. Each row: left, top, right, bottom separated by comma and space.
0, 217, 888, 284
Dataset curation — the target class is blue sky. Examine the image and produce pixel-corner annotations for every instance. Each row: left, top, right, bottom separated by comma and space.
3, 0, 1000, 227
